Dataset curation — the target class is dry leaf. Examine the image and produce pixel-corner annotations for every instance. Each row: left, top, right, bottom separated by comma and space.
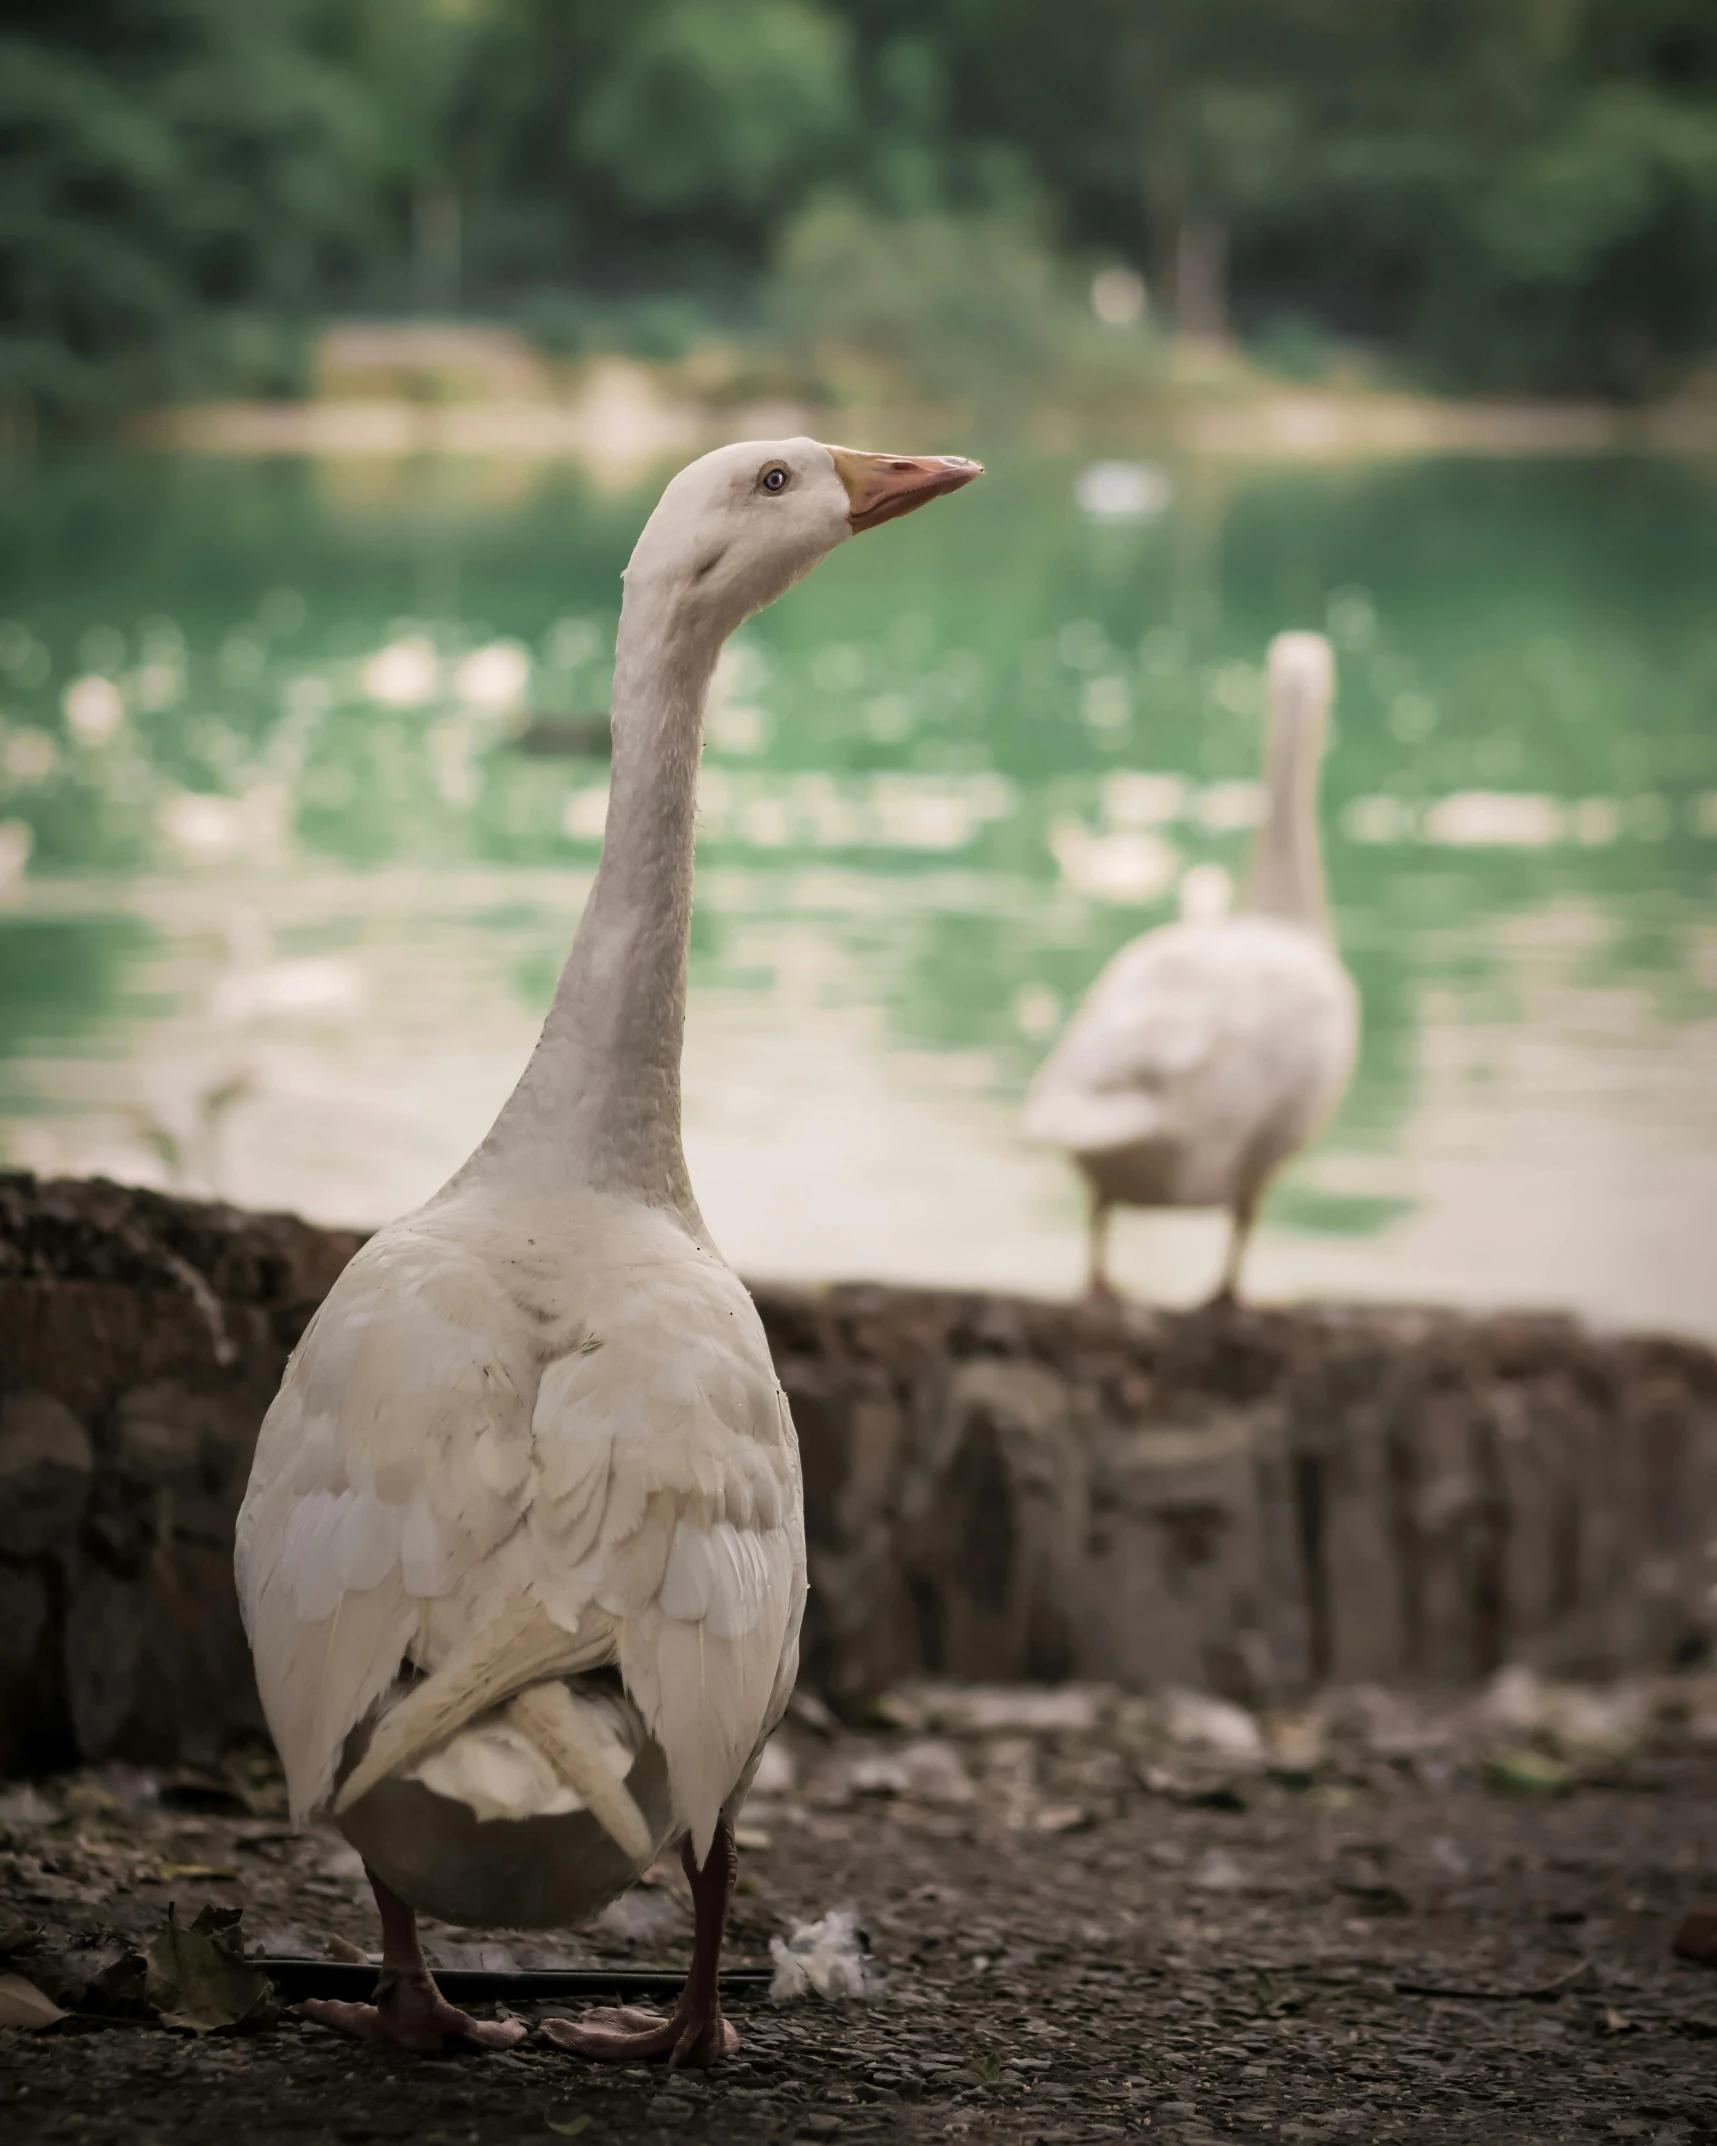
144, 1904, 277, 2033
91, 1948, 149, 2013
1483, 1747, 1573, 1795
0, 1973, 67, 2030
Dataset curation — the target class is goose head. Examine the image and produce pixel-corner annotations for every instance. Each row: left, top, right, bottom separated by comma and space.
623, 437, 982, 645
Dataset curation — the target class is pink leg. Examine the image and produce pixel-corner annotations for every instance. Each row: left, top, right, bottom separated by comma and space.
540, 1819, 739, 2069
1204, 1192, 1258, 1310
302, 1869, 527, 2054
1085, 1189, 1118, 1302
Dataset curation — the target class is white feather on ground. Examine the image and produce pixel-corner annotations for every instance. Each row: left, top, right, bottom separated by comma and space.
769, 1909, 873, 2003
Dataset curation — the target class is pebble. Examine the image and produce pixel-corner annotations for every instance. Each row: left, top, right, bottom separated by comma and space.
1669, 1904, 1717, 1964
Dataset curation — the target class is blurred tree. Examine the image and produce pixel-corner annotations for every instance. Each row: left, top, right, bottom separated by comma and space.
1218, 0, 1717, 396
576, 0, 854, 219
915, 0, 1717, 390
332, 0, 494, 314
0, 0, 396, 426
2, 0, 1715, 421
773, 194, 1069, 405
868, 0, 1323, 338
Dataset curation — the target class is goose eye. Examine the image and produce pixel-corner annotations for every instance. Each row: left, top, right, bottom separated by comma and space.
761, 467, 788, 494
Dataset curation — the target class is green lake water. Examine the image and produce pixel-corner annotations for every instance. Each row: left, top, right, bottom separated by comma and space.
0, 445, 1713, 1334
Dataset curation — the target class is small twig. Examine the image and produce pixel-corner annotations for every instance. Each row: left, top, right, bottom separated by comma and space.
253, 1959, 772, 2004
1201, 1955, 1597, 2005
1393, 1958, 1594, 2004
1200, 1958, 1394, 1989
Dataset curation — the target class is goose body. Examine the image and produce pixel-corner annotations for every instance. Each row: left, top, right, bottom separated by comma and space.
235, 437, 980, 2059
1025, 633, 1357, 1302
238, 1185, 797, 1930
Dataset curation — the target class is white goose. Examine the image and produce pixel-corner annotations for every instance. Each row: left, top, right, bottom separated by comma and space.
1024, 631, 1357, 1304
235, 438, 981, 2063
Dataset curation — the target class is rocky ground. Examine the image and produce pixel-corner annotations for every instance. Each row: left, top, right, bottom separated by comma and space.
3, 1676, 1717, 2146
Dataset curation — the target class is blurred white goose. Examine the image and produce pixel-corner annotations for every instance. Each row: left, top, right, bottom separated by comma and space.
1024, 632, 1357, 1304
235, 438, 980, 2064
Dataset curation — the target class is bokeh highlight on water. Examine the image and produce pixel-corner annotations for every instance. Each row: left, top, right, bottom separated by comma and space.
0, 449, 1712, 1336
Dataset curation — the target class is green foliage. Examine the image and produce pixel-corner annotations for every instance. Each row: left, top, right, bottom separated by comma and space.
2, 0, 1715, 423
1252, 313, 1336, 384
775, 195, 1068, 405
922, 0, 1717, 395
0, 1, 390, 425
771, 191, 1163, 412
575, 0, 854, 217
517, 287, 711, 364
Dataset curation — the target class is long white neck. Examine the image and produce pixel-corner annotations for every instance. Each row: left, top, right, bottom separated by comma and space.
1241, 675, 1331, 934
459, 579, 720, 1226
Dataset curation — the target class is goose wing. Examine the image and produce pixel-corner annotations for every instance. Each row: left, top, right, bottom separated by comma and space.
524, 1244, 805, 1863
1024, 921, 1231, 1154
236, 1203, 804, 1863
1023, 918, 1355, 1163
236, 1222, 545, 1826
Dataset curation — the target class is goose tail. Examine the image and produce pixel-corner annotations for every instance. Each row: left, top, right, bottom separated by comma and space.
505, 1682, 654, 1862
333, 1598, 585, 1816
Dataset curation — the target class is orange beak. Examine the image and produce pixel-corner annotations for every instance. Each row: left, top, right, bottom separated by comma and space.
825, 446, 984, 532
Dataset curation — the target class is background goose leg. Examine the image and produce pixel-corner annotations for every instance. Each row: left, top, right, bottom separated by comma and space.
1085, 1186, 1117, 1300
1208, 1191, 1259, 1309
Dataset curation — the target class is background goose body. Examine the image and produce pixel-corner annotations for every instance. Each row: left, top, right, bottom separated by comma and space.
234, 436, 980, 2061
1025, 633, 1358, 1302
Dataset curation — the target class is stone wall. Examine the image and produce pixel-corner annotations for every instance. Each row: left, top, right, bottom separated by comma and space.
771, 1286, 1717, 1712
0, 1175, 363, 1775
2, 1171, 1714, 1775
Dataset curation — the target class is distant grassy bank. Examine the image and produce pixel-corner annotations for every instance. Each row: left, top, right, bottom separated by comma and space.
133, 324, 1717, 473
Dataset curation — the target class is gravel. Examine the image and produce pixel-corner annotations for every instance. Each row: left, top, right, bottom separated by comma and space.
3, 1686, 1716, 2144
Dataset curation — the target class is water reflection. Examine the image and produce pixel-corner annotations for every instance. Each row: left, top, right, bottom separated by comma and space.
0, 449, 1712, 1336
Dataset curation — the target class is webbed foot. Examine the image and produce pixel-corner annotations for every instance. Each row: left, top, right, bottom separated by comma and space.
540, 1999, 738, 2068
303, 1967, 527, 2054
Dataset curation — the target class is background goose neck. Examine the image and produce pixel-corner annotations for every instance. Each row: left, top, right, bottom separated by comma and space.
1240, 679, 1332, 936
